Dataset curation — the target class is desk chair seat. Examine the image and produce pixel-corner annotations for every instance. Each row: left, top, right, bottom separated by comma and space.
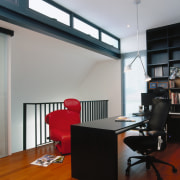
124, 95, 177, 180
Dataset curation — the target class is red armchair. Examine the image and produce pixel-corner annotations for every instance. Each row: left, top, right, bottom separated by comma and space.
45, 98, 81, 154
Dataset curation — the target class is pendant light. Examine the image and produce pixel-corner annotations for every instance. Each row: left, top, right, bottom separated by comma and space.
124, 0, 151, 82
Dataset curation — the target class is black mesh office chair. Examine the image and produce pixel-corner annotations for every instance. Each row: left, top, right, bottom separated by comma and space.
124, 88, 177, 180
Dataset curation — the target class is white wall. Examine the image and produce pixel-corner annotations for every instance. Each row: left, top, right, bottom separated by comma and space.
121, 33, 146, 53
0, 20, 121, 153
76, 60, 121, 117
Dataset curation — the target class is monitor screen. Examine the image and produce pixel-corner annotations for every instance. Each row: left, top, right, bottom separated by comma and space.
141, 93, 154, 106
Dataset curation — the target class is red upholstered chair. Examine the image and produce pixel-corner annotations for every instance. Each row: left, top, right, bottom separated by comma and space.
45, 98, 81, 154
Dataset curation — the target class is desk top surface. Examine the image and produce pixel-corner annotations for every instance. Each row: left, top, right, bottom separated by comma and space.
72, 116, 149, 134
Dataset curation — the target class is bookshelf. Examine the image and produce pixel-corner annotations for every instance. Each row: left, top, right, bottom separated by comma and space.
147, 23, 180, 103
147, 23, 180, 141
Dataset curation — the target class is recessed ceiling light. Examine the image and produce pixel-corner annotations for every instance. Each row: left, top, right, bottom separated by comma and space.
127, 24, 131, 28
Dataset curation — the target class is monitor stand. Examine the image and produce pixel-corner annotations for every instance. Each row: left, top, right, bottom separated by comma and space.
144, 105, 149, 113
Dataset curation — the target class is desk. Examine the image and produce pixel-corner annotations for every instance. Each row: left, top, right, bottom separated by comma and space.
71, 116, 148, 180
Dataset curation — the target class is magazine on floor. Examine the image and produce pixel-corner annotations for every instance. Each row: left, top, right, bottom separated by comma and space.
31, 154, 64, 167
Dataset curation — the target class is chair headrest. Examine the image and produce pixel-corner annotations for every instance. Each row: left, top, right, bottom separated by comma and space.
153, 87, 168, 97
64, 98, 81, 113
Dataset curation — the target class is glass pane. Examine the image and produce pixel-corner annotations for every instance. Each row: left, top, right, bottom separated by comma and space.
123, 55, 147, 116
101, 32, 119, 48
73, 17, 99, 39
29, 0, 70, 26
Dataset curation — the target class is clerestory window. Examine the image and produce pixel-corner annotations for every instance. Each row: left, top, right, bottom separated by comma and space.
0, 0, 120, 58
101, 32, 119, 48
29, 0, 70, 26
28, 0, 119, 50
73, 17, 99, 39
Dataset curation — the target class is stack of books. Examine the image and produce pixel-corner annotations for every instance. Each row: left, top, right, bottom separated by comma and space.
170, 92, 180, 104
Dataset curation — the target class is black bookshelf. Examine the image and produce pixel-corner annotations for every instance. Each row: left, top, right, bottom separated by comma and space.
147, 23, 180, 141
147, 23, 180, 93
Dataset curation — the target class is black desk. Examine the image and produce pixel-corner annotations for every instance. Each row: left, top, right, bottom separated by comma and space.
71, 116, 148, 180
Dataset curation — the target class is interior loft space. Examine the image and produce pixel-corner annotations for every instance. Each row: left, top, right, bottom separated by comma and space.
0, 0, 180, 179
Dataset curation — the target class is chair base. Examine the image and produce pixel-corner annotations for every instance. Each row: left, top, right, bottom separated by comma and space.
125, 155, 177, 180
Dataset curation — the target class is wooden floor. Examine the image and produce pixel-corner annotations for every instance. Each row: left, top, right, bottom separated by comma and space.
0, 131, 180, 180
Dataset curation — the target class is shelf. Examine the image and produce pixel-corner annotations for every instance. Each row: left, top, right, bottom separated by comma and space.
168, 34, 180, 39
169, 46, 180, 50
169, 88, 180, 90
151, 76, 168, 80
148, 63, 168, 67
147, 37, 167, 42
169, 59, 180, 62
147, 28, 167, 41
147, 48, 168, 53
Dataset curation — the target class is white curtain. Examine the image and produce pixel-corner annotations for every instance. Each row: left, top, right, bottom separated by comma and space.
0, 33, 11, 158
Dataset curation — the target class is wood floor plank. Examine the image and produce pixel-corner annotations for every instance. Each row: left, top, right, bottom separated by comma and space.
0, 131, 179, 180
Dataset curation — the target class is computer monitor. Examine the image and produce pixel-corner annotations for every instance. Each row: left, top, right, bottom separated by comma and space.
141, 93, 154, 112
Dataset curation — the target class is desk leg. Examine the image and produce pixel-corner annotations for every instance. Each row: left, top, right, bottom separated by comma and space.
71, 126, 118, 180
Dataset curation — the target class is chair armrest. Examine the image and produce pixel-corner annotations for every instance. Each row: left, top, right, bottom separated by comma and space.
147, 130, 165, 137
132, 122, 148, 136
148, 130, 166, 151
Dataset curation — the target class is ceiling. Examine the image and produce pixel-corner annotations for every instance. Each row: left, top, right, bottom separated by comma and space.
53, 0, 180, 39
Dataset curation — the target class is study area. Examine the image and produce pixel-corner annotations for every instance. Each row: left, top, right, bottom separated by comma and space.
71, 88, 177, 180
0, 0, 180, 180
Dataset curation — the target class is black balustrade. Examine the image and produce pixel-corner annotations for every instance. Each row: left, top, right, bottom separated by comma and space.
23, 100, 108, 150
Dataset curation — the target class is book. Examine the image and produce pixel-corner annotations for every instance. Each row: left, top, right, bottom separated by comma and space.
169, 80, 175, 88
31, 154, 63, 167
170, 92, 180, 105
154, 66, 163, 77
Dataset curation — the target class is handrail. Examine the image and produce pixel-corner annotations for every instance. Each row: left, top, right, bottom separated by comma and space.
23, 100, 108, 150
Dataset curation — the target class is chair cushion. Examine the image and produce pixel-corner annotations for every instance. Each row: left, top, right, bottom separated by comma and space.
124, 136, 158, 154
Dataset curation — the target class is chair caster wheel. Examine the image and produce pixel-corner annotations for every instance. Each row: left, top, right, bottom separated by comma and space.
157, 175, 163, 180
172, 167, 177, 173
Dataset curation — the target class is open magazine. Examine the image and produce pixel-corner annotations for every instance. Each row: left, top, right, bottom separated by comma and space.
31, 154, 64, 167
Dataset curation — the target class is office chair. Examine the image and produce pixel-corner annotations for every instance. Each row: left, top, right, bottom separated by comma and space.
124, 90, 177, 180
45, 98, 81, 154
